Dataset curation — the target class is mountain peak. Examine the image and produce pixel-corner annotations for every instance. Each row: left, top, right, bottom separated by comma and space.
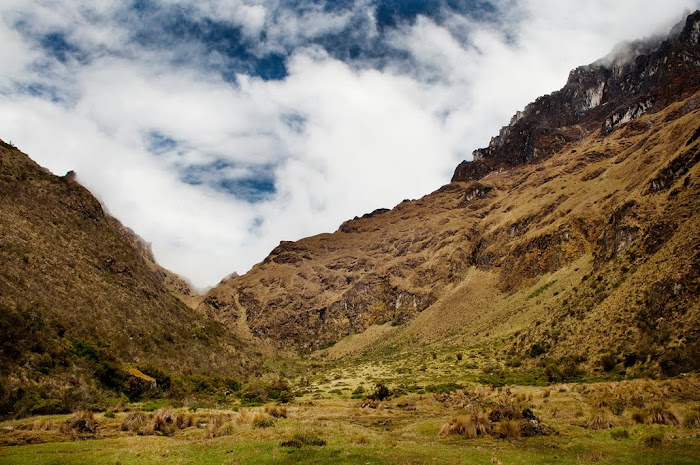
452, 10, 700, 183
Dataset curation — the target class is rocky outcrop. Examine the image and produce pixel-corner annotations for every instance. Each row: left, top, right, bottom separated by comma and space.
452, 11, 700, 182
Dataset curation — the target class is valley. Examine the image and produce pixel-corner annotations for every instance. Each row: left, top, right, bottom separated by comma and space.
1, 9, 700, 465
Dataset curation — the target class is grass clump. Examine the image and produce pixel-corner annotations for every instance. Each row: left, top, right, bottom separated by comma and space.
62, 410, 98, 435
121, 412, 149, 433
585, 410, 614, 430
631, 409, 648, 424
610, 428, 630, 440
439, 409, 491, 439
264, 405, 288, 418
281, 432, 327, 448
203, 414, 233, 438
252, 413, 275, 428
648, 403, 679, 426
641, 433, 664, 447
494, 419, 522, 439
683, 408, 700, 428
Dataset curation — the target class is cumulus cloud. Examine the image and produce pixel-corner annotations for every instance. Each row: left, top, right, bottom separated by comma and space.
0, 0, 698, 288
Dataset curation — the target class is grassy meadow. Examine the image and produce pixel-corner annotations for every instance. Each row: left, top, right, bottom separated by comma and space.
2, 368, 699, 464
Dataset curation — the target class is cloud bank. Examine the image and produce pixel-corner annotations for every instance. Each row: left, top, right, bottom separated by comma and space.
0, 0, 697, 288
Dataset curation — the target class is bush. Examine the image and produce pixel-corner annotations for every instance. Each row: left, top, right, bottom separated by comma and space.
95, 360, 125, 391
528, 343, 548, 358
600, 353, 618, 372
369, 384, 391, 401
148, 408, 178, 436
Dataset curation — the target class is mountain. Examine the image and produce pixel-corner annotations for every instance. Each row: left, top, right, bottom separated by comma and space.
0, 142, 259, 417
199, 12, 700, 376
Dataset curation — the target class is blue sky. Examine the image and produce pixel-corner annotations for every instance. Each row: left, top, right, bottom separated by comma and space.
0, 0, 698, 288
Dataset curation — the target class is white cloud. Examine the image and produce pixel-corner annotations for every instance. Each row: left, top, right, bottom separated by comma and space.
0, 0, 698, 288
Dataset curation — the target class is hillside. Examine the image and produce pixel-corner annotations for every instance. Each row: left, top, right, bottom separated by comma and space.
0, 142, 261, 418
199, 11, 700, 378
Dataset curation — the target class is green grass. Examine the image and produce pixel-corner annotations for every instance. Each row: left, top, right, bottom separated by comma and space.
2, 428, 699, 465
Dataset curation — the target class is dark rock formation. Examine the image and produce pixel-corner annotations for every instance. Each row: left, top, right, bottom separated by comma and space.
453, 11, 700, 182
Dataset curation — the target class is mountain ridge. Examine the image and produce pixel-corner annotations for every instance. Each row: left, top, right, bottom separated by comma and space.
197, 11, 700, 378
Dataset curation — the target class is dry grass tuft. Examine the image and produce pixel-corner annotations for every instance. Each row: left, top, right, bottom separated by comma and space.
121, 412, 149, 433
585, 410, 614, 430
264, 405, 288, 418
683, 408, 700, 429
32, 418, 53, 431
62, 410, 98, 435
203, 413, 234, 438
439, 410, 492, 439
252, 413, 275, 428
648, 404, 679, 426
631, 409, 648, 425
494, 419, 522, 439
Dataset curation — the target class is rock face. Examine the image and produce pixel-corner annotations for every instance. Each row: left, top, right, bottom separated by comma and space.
453, 11, 700, 182
200, 12, 700, 362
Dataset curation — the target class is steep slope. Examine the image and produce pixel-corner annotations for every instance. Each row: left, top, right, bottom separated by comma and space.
200, 12, 700, 377
0, 143, 257, 417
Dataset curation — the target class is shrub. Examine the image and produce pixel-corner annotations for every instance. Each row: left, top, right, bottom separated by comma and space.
528, 343, 548, 358
176, 411, 193, 429
488, 402, 521, 422
204, 413, 233, 438
369, 384, 391, 401
104, 411, 115, 419
611, 429, 630, 440
600, 353, 618, 372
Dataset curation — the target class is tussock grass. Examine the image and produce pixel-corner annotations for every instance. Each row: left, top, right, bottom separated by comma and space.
648, 403, 679, 426
585, 410, 615, 430
439, 409, 492, 439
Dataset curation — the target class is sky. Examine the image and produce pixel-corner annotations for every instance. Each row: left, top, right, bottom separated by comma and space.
1, 0, 698, 289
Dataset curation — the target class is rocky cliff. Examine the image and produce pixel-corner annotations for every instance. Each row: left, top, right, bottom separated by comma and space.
453, 10, 700, 182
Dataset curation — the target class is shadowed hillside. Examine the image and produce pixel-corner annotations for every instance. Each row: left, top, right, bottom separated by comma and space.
0, 142, 261, 418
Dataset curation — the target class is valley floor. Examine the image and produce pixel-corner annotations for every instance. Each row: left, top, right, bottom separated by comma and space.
2, 377, 699, 464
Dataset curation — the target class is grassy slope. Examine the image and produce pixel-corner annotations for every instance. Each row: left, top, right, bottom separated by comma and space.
0, 142, 263, 417
201, 91, 699, 381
